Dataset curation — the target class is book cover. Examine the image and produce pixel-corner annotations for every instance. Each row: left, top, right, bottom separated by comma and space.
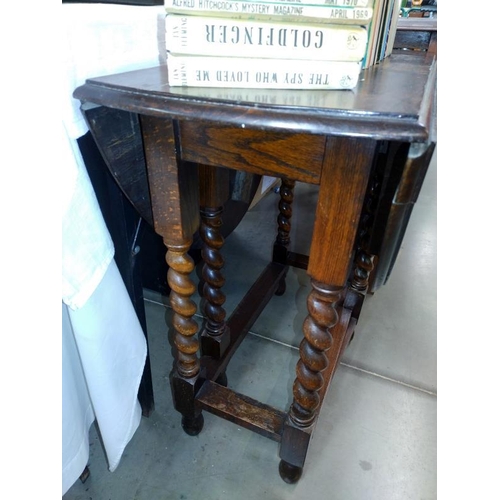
364, 0, 388, 67
362, 0, 383, 67
376, 0, 395, 61
382, 0, 402, 59
165, 14, 368, 61
167, 54, 362, 89
262, 0, 374, 5
165, 0, 374, 25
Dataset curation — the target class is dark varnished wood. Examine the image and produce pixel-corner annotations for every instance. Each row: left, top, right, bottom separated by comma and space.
141, 116, 200, 378
165, 240, 199, 379
290, 281, 343, 427
279, 282, 343, 481
351, 250, 375, 293
74, 53, 436, 143
203, 262, 288, 383
370, 141, 436, 291
316, 305, 353, 404
308, 137, 377, 286
279, 460, 303, 484
179, 123, 324, 184
82, 104, 154, 226
428, 32, 437, 57
197, 380, 286, 442
347, 154, 382, 318
140, 115, 203, 433
273, 178, 296, 295
279, 296, 352, 483
139, 116, 199, 245
73, 51, 437, 483
361, 141, 409, 289
347, 201, 375, 322
198, 164, 230, 209
394, 16, 437, 56
275, 179, 296, 254
199, 205, 230, 358
199, 205, 228, 341
286, 251, 309, 271
199, 165, 231, 360
79, 465, 90, 484
82, 103, 262, 247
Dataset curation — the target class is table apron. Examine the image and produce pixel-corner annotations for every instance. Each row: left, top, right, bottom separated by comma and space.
178, 121, 324, 185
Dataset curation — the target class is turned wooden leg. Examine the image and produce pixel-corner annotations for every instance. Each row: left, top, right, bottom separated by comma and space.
140, 116, 203, 436
279, 281, 343, 483
344, 249, 375, 345
167, 239, 204, 435
344, 157, 381, 338
198, 165, 231, 386
278, 137, 376, 483
199, 205, 230, 362
351, 249, 375, 293
273, 178, 296, 296
350, 147, 381, 296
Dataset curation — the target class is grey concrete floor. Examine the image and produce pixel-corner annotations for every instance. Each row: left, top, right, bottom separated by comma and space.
64, 151, 437, 500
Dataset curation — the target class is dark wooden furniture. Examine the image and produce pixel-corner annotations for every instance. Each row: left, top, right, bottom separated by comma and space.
74, 51, 436, 483
78, 111, 261, 416
77, 131, 156, 416
394, 16, 437, 56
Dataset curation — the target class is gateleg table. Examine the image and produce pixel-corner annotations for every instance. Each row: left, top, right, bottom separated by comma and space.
74, 51, 436, 483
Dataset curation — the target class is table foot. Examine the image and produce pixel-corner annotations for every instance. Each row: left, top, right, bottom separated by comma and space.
275, 278, 287, 297
348, 329, 356, 346
79, 465, 90, 484
215, 371, 228, 387
278, 460, 303, 484
181, 413, 204, 436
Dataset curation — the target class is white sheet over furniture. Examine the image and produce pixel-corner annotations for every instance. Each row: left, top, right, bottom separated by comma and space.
62, 3, 166, 495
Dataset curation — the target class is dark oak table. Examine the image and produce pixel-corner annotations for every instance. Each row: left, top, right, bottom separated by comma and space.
74, 51, 436, 483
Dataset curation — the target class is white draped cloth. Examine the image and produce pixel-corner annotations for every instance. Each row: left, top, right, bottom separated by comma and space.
62, 3, 166, 495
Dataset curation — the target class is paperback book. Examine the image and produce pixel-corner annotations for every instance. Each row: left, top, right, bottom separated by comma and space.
165, 14, 368, 61
362, 0, 401, 68
166, 53, 362, 89
163, 0, 401, 90
165, 0, 374, 25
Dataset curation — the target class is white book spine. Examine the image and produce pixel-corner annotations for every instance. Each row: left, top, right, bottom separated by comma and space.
253, 0, 373, 5
166, 0, 374, 8
167, 54, 362, 89
165, 1, 373, 25
166, 14, 367, 61
322, 0, 372, 5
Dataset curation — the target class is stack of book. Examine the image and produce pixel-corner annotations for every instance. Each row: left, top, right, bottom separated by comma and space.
164, 0, 401, 90
364, 0, 402, 68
